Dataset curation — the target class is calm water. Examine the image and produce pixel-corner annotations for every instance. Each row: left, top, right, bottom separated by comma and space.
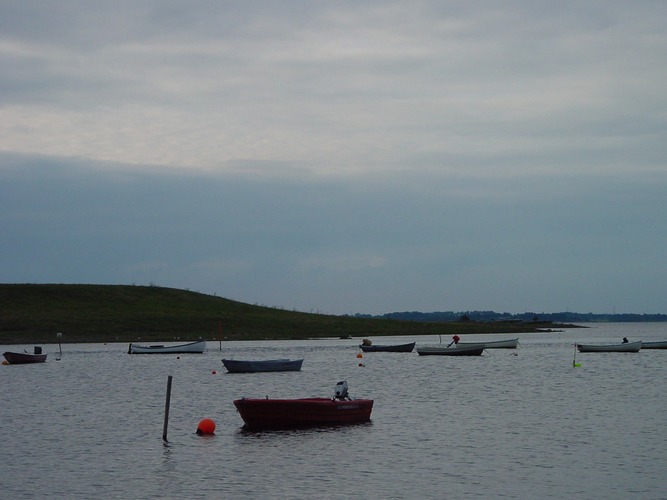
2, 323, 666, 499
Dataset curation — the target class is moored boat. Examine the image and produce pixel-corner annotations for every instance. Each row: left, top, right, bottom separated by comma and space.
576, 341, 642, 353
3, 349, 47, 364
233, 381, 373, 430
222, 358, 304, 373
456, 337, 519, 349
641, 340, 667, 349
416, 345, 485, 356
128, 340, 206, 354
359, 342, 415, 353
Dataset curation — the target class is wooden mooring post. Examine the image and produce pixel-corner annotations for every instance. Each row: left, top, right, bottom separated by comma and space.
163, 376, 173, 443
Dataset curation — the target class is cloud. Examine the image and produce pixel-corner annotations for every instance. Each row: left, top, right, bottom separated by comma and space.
1, 2, 666, 314
1, 1, 665, 175
2, 152, 666, 314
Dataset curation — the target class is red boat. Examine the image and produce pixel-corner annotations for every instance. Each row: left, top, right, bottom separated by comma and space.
3, 350, 47, 364
233, 381, 373, 430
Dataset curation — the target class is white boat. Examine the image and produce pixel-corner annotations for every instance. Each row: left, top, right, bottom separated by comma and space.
641, 340, 667, 349
456, 337, 519, 349
576, 341, 642, 353
128, 340, 206, 354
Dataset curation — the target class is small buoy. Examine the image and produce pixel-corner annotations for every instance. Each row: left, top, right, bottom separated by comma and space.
211, 370, 217, 375
356, 353, 363, 358
358, 362, 365, 367
196, 418, 216, 435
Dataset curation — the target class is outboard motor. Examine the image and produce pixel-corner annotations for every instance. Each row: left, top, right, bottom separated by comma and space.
334, 380, 349, 400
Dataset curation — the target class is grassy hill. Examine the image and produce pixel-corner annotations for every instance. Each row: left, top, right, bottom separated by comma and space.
0, 284, 563, 344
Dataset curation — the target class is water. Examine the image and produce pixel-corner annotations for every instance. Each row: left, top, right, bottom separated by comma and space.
2, 323, 666, 499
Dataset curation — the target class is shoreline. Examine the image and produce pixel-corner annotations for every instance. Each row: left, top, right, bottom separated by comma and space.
0, 323, 583, 345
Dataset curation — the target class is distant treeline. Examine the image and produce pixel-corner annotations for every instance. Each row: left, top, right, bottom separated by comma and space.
349, 311, 667, 323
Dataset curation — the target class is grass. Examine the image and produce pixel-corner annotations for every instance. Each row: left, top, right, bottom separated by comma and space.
0, 284, 567, 344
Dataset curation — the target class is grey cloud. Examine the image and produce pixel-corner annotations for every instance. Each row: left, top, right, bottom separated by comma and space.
2, 153, 666, 314
1, 1, 666, 314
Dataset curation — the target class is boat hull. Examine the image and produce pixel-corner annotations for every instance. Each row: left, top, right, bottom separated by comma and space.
128, 340, 206, 354
3, 351, 47, 364
416, 345, 484, 356
359, 342, 415, 353
576, 341, 642, 353
642, 341, 667, 349
233, 398, 374, 430
456, 338, 519, 349
222, 358, 304, 373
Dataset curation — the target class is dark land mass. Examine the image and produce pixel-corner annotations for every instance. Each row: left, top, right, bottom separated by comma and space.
0, 284, 579, 344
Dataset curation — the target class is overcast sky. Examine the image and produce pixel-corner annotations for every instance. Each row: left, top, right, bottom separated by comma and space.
2, 1, 666, 315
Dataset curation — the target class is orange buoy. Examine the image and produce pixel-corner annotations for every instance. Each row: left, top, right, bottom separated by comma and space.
196, 418, 216, 435
356, 353, 363, 358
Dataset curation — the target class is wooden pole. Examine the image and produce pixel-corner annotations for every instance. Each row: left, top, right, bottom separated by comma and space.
163, 375, 173, 443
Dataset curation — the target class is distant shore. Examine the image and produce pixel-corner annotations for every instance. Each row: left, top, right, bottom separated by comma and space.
0, 283, 584, 345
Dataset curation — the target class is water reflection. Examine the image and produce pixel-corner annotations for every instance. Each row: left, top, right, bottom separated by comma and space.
2, 325, 667, 498
161, 444, 174, 470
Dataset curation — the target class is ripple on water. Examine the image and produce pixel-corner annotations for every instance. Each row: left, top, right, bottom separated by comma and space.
2, 325, 667, 498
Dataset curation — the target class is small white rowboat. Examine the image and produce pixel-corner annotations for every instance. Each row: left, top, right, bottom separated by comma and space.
576, 341, 642, 353
128, 340, 206, 354
456, 337, 519, 349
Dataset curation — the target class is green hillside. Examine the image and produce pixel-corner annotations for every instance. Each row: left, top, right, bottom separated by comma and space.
0, 284, 561, 344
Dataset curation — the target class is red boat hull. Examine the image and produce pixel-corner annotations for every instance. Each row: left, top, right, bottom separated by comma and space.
3, 351, 47, 364
233, 398, 374, 430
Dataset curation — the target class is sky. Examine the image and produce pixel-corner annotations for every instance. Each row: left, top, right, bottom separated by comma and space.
1, 1, 666, 316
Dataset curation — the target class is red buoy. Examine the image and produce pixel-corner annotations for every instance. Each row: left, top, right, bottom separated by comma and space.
196, 418, 216, 435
